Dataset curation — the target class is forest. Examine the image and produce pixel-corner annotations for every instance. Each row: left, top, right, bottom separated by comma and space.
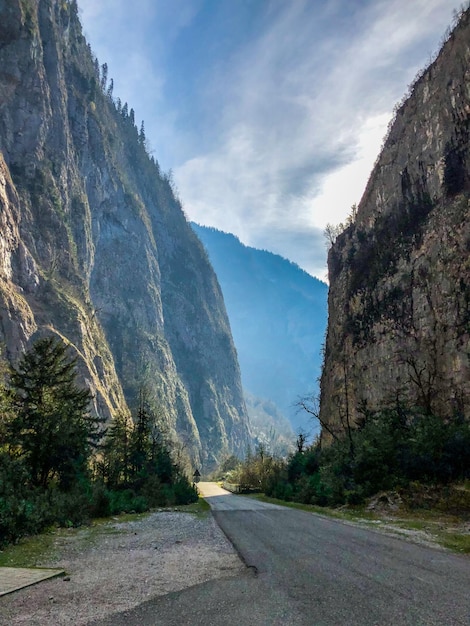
222, 398, 470, 509
0, 336, 197, 547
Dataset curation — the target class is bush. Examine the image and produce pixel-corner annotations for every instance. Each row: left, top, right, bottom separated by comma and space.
172, 476, 198, 505
108, 489, 149, 515
89, 483, 111, 518
48, 487, 91, 527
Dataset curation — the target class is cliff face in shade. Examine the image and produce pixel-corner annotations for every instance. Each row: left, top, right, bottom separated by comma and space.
0, 0, 250, 467
320, 10, 470, 433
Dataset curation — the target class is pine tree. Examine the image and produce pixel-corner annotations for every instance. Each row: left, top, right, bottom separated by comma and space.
130, 395, 152, 477
7, 336, 102, 490
107, 77, 114, 100
100, 62, 108, 91
102, 411, 132, 488
139, 120, 146, 146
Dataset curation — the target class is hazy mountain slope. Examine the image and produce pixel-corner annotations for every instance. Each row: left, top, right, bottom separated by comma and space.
192, 224, 328, 432
320, 9, 470, 433
0, 0, 250, 466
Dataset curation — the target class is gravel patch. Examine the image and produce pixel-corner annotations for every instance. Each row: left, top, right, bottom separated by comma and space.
1, 511, 245, 625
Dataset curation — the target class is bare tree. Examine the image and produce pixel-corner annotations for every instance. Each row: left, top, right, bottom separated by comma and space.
296, 393, 341, 444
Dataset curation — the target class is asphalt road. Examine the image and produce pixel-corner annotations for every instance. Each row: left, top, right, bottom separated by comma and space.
91, 483, 470, 625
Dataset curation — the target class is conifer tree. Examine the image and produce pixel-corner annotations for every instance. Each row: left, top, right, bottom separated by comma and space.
107, 77, 114, 100
139, 120, 146, 146
100, 62, 108, 90
7, 336, 102, 490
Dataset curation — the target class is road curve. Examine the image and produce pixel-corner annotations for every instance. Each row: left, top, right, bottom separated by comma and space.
91, 483, 470, 625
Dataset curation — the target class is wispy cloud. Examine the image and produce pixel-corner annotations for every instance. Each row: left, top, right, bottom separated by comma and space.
174, 0, 458, 278
79, 0, 460, 279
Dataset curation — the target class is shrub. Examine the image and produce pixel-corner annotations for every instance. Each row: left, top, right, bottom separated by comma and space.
172, 476, 198, 505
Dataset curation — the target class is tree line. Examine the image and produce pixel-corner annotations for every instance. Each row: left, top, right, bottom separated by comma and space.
223, 399, 470, 509
0, 336, 197, 547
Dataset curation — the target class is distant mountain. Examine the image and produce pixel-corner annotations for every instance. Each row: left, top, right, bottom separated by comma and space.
244, 391, 295, 457
192, 224, 328, 433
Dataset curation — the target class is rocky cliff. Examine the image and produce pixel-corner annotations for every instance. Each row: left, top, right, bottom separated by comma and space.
320, 9, 470, 432
0, 0, 251, 466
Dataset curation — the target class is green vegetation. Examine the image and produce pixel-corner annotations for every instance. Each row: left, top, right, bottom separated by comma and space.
225, 405, 470, 513
0, 497, 209, 568
0, 336, 197, 548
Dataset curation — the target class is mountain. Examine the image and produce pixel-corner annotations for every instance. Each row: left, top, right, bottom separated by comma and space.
0, 0, 251, 468
320, 9, 470, 432
191, 224, 328, 433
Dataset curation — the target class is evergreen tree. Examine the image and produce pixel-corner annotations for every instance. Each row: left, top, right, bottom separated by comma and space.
100, 62, 108, 91
7, 336, 102, 490
107, 77, 114, 100
102, 410, 132, 488
130, 395, 152, 477
139, 120, 146, 146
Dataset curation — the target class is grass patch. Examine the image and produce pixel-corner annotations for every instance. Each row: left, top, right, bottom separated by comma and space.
0, 529, 59, 568
245, 493, 376, 521
196, 496, 211, 513
438, 532, 470, 554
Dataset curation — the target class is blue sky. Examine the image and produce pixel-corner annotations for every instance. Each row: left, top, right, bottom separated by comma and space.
78, 0, 461, 280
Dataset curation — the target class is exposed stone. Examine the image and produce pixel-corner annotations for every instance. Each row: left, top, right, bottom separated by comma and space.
320, 10, 470, 432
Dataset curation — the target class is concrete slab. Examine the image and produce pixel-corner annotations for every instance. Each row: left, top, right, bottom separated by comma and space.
0, 567, 65, 597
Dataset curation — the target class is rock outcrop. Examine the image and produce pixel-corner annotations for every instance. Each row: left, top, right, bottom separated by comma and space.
320, 10, 470, 432
0, 0, 250, 466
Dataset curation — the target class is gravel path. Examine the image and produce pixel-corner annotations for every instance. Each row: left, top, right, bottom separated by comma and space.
1, 510, 245, 625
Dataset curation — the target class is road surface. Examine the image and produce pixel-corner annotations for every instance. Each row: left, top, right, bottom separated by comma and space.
91, 482, 470, 625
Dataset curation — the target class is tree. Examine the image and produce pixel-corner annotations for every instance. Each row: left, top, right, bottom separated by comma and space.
101, 410, 132, 488
100, 62, 108, 91
7, 336, 102, 490
130, 396, 152, 477
107, 78, 114, 100
324, 222, 343, 249
139, 120, 146, 146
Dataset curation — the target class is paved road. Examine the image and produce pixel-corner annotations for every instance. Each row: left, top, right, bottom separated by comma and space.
91, 483, 470, 625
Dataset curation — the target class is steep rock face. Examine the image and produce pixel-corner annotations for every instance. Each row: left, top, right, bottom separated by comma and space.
320, 10, 470, 431
0, 0, 250, 465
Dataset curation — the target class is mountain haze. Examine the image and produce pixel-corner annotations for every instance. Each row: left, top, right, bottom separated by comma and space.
192, 224, 328, 433
0, 0, 251, 467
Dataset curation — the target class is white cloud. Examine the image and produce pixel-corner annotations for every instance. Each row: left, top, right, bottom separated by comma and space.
309, 113, 391, 229
79, 0, 461, 278
175, 0, 459, 278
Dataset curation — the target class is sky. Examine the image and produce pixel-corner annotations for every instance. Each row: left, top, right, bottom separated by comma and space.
78, 0, 462, 281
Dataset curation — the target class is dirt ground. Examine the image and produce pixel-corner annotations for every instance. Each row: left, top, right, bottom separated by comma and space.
0, 510, 245, 625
